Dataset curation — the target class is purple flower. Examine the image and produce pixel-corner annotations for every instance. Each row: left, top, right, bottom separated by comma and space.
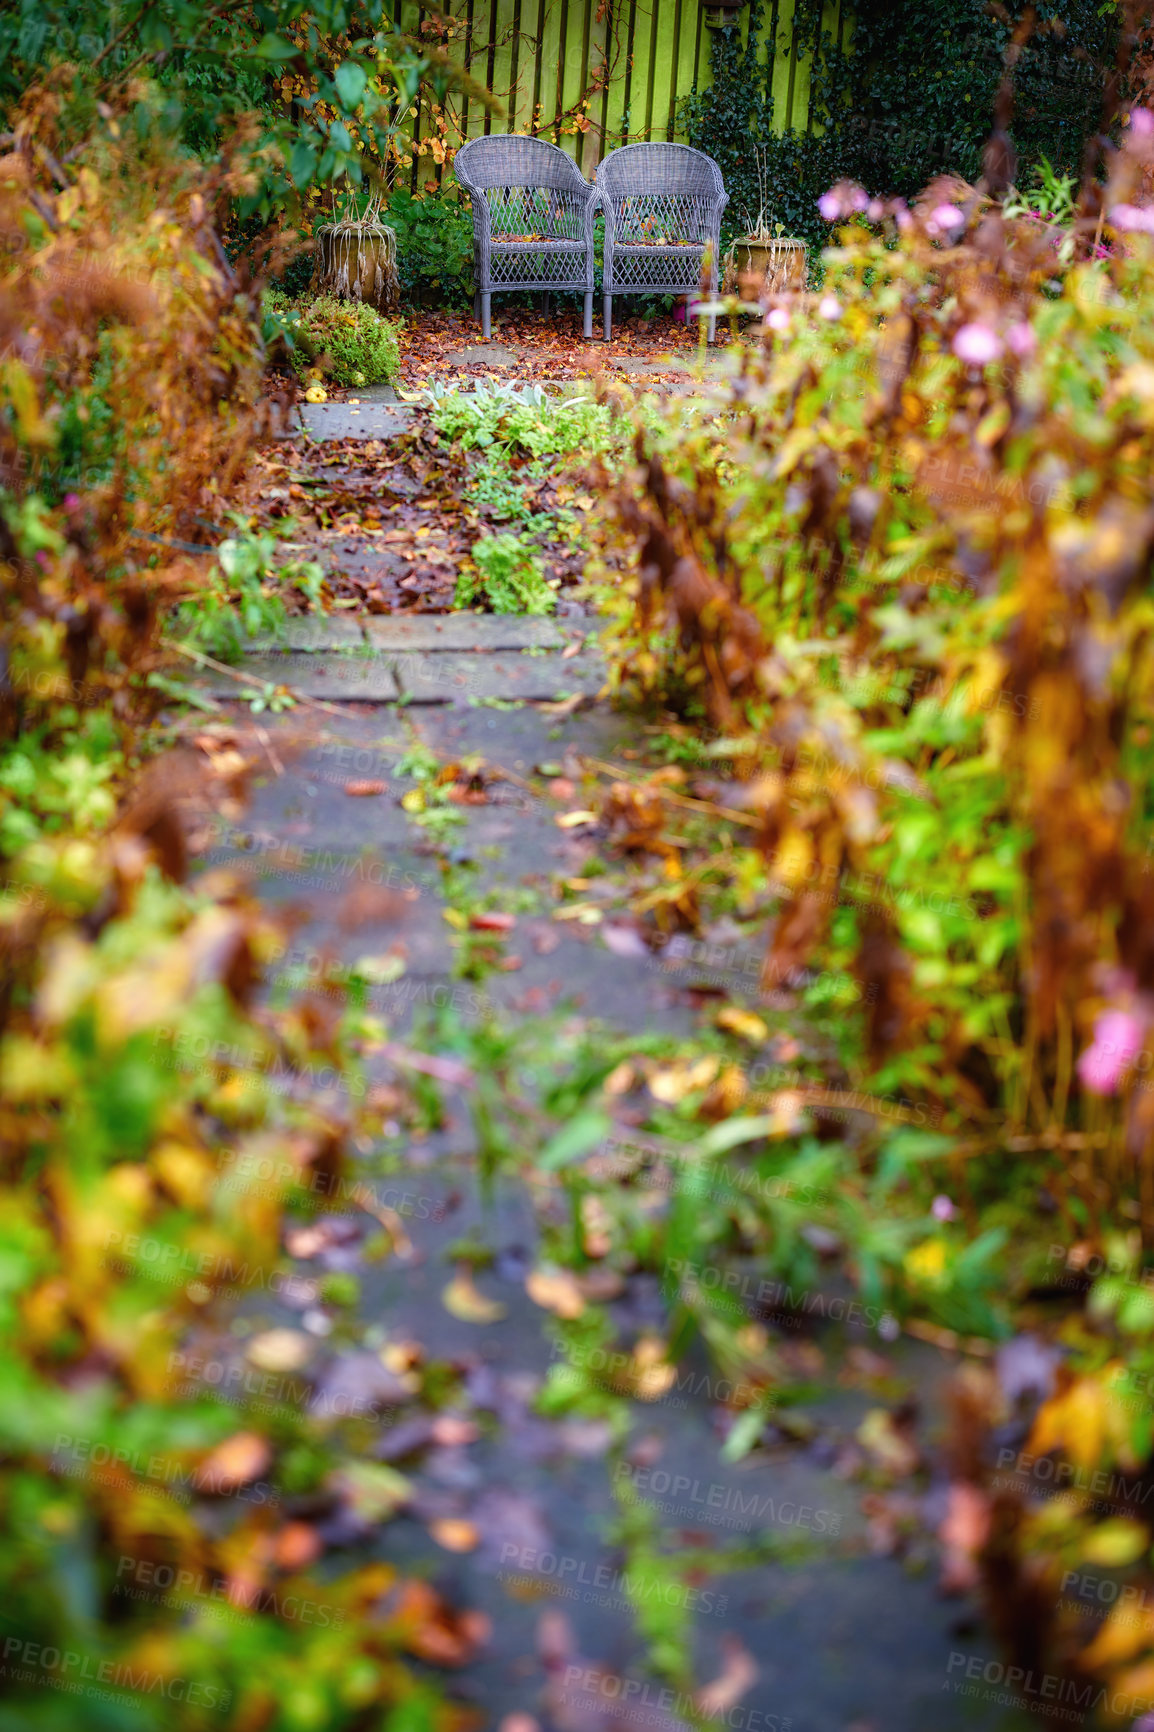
35, 550, 49, 568
895, 207, 913, 232
63, 492, 82, 511
1077, 1009, 1144, 1096
866, 199, 884, 223
1006, 322, 1036, 357
767, 306, 790, 332
1129, 107, 1154, 139
851, 188, 868, 213
1109, 203, 1154, 234
818, 191, 840, 222
930, 203, 965, 231
953, 322, 1003, 365
931, 1195, 956, 1222
818, 294, 842, 321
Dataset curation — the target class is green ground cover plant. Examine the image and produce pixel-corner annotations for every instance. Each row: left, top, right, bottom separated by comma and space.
267, 291, 402, 387
454, 531, 553, 614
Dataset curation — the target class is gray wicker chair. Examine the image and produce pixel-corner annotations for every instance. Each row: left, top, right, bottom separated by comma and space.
453, 135, 599, 341
596, 144, 728, 343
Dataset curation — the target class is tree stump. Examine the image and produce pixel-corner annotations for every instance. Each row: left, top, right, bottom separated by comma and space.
309, 217, 400, 315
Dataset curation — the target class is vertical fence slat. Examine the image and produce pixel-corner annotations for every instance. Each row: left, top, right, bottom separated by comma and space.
433, 0, 821, 163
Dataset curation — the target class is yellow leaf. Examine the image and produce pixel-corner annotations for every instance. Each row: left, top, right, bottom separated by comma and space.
773, 827, 813, 889
716, 1006, 769, 1044
648, 1056, 720, 1103
526, 1265, 585, 1319
246, 1329, 313, 1373
555, 810, 598, 829
442, 1269, 506, 1323
1029, 1378, 1108, 1472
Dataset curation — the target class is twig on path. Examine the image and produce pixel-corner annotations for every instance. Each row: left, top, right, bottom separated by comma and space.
163, 638, 349, 718
582, 756, 761, 829
253, 724, 285, 777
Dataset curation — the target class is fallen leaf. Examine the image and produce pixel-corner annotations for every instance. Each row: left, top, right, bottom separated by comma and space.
555, 810, 598, 829
716, 1006, 769, 1043
469, 911, 516, 932
246, 1329, 313, 1373
430, 1518, 480, 1552
443, 1267, 507, 1323
696, 1636, 758, 1717
343, 779, 387, 797
526, 1265, 586, 1319
194, 1432, 272, 1494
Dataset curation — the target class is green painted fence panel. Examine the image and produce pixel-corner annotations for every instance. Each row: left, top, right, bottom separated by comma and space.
401, 0, 841, 178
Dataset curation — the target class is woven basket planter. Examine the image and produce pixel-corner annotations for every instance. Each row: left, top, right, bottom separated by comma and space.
309, 217, 400, 316
722, 234, 808, 298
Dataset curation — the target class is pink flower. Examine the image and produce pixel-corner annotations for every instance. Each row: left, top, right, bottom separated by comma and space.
767, 306, 790, 332
953, 322, 1003, 365
63, 492, 82, 511
1006, 322, 1036, 357
931, 1195, 956, 1222
1109, 203, 1154, 234
1128, 107, 1154, 139
851, 188, 868, 213
818, 191, 840, 222
819, 294, 842, 321
1077, 1009, 1144, 1096
867, 199, 884, 223
931, 203, 965, 231
895, 207, 913, 232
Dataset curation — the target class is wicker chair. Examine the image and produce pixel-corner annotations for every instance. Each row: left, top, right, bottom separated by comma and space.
453, 135, 599, 341
596, 144, 728, 342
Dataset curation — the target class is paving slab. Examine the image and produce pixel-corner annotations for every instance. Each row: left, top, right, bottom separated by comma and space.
362, 614, 575, 652
197, 647, 604, 704
253, 616, 365, 652
296, 401, 414, 441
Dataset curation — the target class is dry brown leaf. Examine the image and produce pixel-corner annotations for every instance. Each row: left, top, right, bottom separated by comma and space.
194, 1431, 272, 1494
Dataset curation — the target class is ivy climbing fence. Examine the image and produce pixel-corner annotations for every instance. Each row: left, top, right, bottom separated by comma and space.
389, 0, 846, 189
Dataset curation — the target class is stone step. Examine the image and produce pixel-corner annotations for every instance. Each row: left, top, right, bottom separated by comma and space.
196, 647, 604, 704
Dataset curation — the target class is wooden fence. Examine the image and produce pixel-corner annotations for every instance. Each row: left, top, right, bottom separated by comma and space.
390, 0, 848, 187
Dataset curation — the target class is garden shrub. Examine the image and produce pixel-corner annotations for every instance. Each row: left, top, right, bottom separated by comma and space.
601, 71, 1154, 1705
0, 84, 460, 1732
682, 0, 1118, 256
386, 186, 474, 309
279, 293, 401, 387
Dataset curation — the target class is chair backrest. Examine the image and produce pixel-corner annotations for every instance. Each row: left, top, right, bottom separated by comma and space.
454, 134, 591, 196
596, 143, 724, 205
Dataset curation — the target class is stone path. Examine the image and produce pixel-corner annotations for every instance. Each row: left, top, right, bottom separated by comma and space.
185, 405, 1025, 1732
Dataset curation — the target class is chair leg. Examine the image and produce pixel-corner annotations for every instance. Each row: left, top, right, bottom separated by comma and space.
603, 293, 612, 342
583, 291, 593, 340
474, 288, 481, 325
481, 292, 491, 342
